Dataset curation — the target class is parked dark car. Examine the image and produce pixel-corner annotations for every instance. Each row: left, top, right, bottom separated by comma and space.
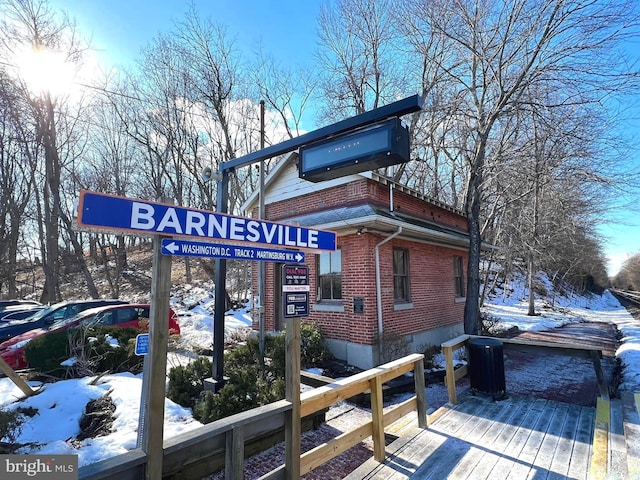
0, 299, 127, 343
0, 306, 47, 322
0, 300, 41, 312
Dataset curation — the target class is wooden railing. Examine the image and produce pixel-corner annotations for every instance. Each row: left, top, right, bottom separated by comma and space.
79, 399, 293, 480
78, 353, 427, 479
441, 334, 607, 405
298, 353, 426, 475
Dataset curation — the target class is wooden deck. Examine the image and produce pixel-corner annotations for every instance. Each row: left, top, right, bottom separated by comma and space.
345, 394, 596, 480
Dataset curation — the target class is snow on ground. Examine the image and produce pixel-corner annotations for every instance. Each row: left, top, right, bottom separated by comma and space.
0, 373, 201, 465
1, 274, 639, 470
613, 309, 640, 391
0, 293, 253, 467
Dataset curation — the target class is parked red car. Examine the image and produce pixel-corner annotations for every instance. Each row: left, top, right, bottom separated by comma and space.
0, 304, 180, 370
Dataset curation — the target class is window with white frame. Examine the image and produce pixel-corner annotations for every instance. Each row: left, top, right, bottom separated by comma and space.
393, 248, 410, 302
454, 256, 465, 297
318, 249, 342, 301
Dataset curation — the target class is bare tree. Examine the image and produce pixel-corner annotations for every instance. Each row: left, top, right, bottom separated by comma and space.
317, 0, 405, 119
253, 51, 317, 141
397, 0, 639, 333
0, 0, 100, 301
614, 253, 640, 290
0, 72, 34, 297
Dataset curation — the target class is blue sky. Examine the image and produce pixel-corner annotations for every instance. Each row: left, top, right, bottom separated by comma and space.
51, 0, 321, 68
49, 0, 640, 276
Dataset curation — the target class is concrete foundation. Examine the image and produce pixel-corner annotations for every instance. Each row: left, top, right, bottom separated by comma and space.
326, 323, 464, 370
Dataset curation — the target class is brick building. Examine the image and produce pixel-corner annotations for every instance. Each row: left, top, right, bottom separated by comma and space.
242, 153, 471, 369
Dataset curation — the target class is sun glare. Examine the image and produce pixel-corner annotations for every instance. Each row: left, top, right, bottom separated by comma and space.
13, 46, 77, 96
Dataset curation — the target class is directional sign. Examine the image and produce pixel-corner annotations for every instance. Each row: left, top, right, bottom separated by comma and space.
77, 190, 336, 251
161, 239, 305, 263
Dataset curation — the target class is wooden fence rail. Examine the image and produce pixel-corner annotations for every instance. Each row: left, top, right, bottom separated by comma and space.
298, 353, 426, 476
79, 353, 427, 479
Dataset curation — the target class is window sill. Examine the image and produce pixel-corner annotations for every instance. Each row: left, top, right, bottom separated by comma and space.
313, 303, 345, 313
455, 297, 466, 303
393, 303, 414, 311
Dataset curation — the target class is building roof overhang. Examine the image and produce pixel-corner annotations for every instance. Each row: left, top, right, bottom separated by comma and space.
279, 204, 494, 251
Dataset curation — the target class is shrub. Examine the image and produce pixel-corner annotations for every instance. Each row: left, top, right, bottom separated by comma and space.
168, 338, 286, 423
24, 330, 70, 377
194, 376, 285, 424
168, 324, 331, 424
480, 312, 507, 336
167, 357, 213, 408
0, 408, 23, 446
264, 322, 332, 372
192, 339, 286, 423
25, 326, 144, 379
80, 327, 144, 374
264, 334, 285, 375
300, 322, 332, 368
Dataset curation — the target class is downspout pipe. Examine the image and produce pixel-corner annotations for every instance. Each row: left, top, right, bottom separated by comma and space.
375, 226, 403, 341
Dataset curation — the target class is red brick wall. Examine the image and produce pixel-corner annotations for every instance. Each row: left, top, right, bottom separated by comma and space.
306, 234, 380, 344
251, 177, 469, 345
378, 238, 466, 336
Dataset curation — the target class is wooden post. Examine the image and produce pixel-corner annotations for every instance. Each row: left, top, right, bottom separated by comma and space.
285, 316, 301, 479
443, 345, 457, 405
590, 350, 609, 400
225, 425, 245, 480
413, 358, 427, 428
138, 235, 172, 480
370, 375, 385, 462
0, 356, 34, 397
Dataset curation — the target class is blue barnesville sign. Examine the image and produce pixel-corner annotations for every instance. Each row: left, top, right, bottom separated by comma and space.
77, 190, 336, 251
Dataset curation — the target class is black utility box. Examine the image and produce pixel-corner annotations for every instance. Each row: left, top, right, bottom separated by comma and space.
467, 337, 506, 400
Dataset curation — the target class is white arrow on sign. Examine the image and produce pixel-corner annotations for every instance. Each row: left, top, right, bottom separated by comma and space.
295, 253, 304, 262
164, 241, 179, 254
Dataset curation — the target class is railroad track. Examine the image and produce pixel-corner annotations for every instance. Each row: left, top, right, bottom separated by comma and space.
611, 289, 640, 306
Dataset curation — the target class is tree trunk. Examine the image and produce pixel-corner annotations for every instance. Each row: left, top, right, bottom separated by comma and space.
463, 133, 489, 335
59, 206, 100, 299
527, 156, 541, 316
463, 170, 483, 334
527, 254, 536, 316
41, 93, 62, 303
184, 257, 192, 283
